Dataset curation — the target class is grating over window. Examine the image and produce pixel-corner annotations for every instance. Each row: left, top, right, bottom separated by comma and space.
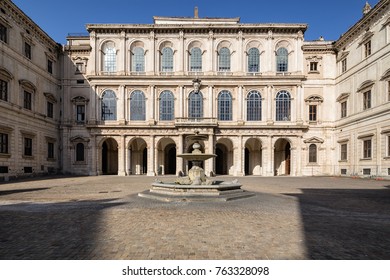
247, 48, 260, 72
276, 90, 291, 121
101, 90, 117, 121
247, 90, 262, 121
0, 79, 7, 101
276, 47, 288, 72
190, 47, 202, 72
159, 90, 174, 121
130, 90, 146, 121
103, 43, 116, 73
188, 91, 203, 119
161, 47, 173, 72
218, 47, 230, 72
132, 47, 145, 72
218, 90, 232, 121
309, 144, 317, 163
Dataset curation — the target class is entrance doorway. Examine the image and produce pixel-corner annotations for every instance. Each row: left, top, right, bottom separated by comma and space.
101, 138, 118, 175
274, 138, 291, 176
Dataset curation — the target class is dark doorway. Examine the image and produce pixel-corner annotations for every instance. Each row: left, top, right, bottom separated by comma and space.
285, 142, 291, 175
245, 148, 250, 175
101, 139, 118, 175
142, 148, 147, 174
165, 144, 176, 175
216, 144, 227, 175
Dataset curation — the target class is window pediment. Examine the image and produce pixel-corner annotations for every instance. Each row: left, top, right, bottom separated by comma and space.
337, 51, 349, 62
44, 92, 57, 103
71, 96, 89, 104
381, 69, 390, 81
70, 136, 90, 143
357, 80, 375, 92
0, 67, 13, 80
336, 92, 350, 102
358, 31, 374, 46
19, 79, 36, 92
305, 95, 323, 103
304, 137, 324, 144
357, 133, 374, 139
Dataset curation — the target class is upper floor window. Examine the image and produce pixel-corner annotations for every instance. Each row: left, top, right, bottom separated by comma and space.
132, 47, 145, 72
309, 144, 317, 163
190, 47, 202, 72
0, 78, 7, 101
341, 101, 347, 118
101, 90, 117, 121
0, 133, 8, 154
24, 137, 32, 156
75, 62, 84, 74
0, 23, 7, 43
363, 139, 372, 159
276, 48, 288, 72
47, 60, 53, 74
218, 47, 231, 72
23, 90, 32, 110
47, 101, 54, 118
340, 143, 348, 161
159, 90, 174, 121
363, 90, 371, 110
247, 48, 260, 73
24, 42, 32, 59
103, 42, 116, 73
218, 90, 232, 121
76, 105, 85, 123
47, 142, 55, 159
388, 81, 390, 102
310, 62, 318, 72
309, 105, 317, 122
276, 90, 291, 121
341, 58, 347, 73
130, 90, 146, 121
76, 143, 85, 162
161, 47, 173, 72
188, 91, 203, 119
364, 41, 372, 57
247, 90, 262, 121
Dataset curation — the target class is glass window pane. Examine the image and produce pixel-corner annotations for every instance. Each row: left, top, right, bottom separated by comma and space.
161, 47, 173, 72
247, 90, 262, 121
248, 48, 260, 72
218, 90, 232, 121
309, 144, 317, 163
189, 91, 203, 118
132, 47, 145, 72
130, 90, 146, 120
101, 90, 117, 120
276, 48, 288, 72
159, 90, 174, 120
219, 47, 230, 72
190, 47, 202, 72
104, 43, 116, 73
276, 90, 291, 121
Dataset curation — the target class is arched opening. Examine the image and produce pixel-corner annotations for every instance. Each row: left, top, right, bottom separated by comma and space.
274, 138, 291, 176
101, 138, 118, 175
165, 144, 177, 175
157, 138, 176, 175
245, 138, 262, 175
128, 138, 147, 175
215, 138, 234, 175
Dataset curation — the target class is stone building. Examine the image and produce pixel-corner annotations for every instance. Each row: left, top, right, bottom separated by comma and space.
1, 0, 390, 180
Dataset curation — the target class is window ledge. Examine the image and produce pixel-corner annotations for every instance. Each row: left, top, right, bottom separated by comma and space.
360, 158, 372, 161
0, 153, 11, 158
384, 156, 390, 160
339, 160, 348, 163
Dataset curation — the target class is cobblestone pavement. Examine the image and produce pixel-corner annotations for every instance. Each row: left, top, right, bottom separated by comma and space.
0, 175, 389, 260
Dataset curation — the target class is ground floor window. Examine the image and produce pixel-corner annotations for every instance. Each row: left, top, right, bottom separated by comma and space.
76, 143, 85, 162
0, 133, 8, 154
363, 139, 372, 159
340, 143, 347, 161
309, 144, 317, 163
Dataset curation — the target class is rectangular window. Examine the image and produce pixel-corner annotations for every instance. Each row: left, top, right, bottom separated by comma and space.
388, 135, 390, 157
24, 90, 32, 110
24, 42, 32, 59
0, 79, 7, 101
76, 62, 84, 73
364, 41, 372, 57
309, 105, 317, 121
0, 133, 8, 154
0, 166, 8, 173
388, 81, 390, 102
24, 167, 33, 173
0, 23, 7, 43
341, 101, 347, 118
48, 142, 54, 159
310, 62, 318, 72
341, 143, 347, 161
340, 169, 347, 175
341, 58, 347, 73
76, 105, 85, 123
363, 139, 372, 159
24, 137, 32, 156
47, 101, 54, 118
47, 60, 53, 74
363, 90, 371, 110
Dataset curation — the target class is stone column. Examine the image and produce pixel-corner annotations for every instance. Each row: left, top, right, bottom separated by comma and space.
237, 85, 243, 123
90, 31, 97, 75
208, 85, 214, 118
296, 85, 303, 124
89, 85, 97, 122
266, 135, 274, 176
176, 134, 184, 175
207, 133, 215, 176
118, 135, 126, 176
118, 31, 126, 75
117, 85, 126, 124
179, 86, 184, 118
147, 136, 156, 176
148, 85, 155, 123
234, 135, 244, 176
267, 85, 273, 124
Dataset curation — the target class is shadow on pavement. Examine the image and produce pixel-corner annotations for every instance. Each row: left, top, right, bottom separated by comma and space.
286, 188, 390, 259
0, 188, 50, 196
0, 199, 124, 260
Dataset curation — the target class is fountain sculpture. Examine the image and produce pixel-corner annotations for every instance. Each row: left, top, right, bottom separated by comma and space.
138, 132, 255, 202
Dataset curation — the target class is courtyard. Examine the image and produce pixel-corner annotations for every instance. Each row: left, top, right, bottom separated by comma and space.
0, 175, 389, 260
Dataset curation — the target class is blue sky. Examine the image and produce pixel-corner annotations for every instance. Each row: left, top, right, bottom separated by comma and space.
12, 0, 379, 44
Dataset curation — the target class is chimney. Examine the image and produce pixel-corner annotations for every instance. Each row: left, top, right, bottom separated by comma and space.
194, 6, 199, 18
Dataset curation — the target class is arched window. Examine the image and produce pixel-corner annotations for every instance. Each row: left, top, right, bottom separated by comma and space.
309, 144, 317, 163
132, 47, 145, 72
247, 90, 262, 121
218, 47, 230, 72
103, 42, 116, 73
159, 90, 174, 121
218, 90, 232, 121
190, 47, 202, 72
248, 48, 260, 72
161, 47, 173, 72
130, 90, 146, 121
101, 90, 117, 120
76, 143, 84, 162
276, 90, 291, 121
188, 91, 203, 119
276, 47, 288, 72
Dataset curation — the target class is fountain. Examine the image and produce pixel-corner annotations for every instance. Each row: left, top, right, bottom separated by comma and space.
138, 132, 255, 202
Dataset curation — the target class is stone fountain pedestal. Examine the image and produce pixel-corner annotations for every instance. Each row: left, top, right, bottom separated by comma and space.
138, 136, 255, 202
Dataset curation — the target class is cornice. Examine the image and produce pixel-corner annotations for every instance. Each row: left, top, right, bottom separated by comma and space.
334, 0, 390, 50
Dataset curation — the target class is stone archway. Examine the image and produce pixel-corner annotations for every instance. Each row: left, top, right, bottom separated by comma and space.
245, 138, 263, 175
128, 138, 147, 175
101, 138, 118, 175
215, 138, 234, 175
274, 138, 291, 176
157, 138, 176, 175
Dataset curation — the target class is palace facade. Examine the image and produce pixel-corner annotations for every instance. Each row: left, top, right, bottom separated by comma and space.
1, 0, 390, 180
